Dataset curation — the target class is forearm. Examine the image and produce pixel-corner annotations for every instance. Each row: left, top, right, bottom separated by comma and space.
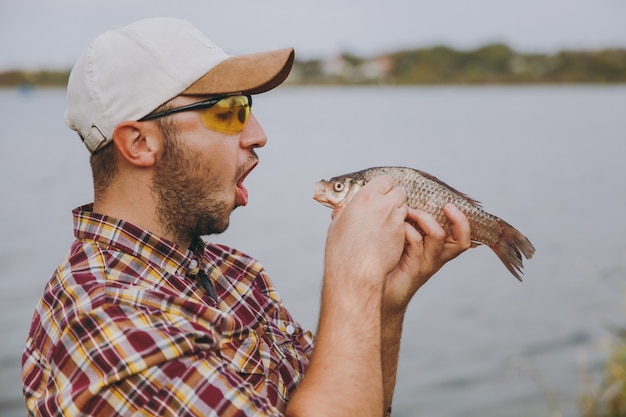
287, 177, 414, 416
286, 273, 386, 417
380, 309, 405, 413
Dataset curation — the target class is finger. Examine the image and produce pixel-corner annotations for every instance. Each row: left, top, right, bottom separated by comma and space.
391, 187, 408, 207
442, 204, 471, 249
406, 207, 446, 241
363, 175, 394, 194
359, 177, 408, 222
404, 219, 423, 247
364, 176, 408, 205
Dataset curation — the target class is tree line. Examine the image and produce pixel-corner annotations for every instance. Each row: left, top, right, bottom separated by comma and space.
293, 43, 626, 85
2, 43, 626, 88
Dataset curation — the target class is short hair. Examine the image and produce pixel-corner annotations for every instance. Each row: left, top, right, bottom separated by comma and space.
90, 138, 117, 197
90, 100, 179, 197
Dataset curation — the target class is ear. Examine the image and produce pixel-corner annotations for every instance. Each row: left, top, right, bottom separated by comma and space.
112, 121, 160, 167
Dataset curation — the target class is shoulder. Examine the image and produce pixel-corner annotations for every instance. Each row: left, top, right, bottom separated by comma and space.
41, 238, 176, 330
28, 239, 216, 358
204, 243, 260, 268
203, 243, 267, 282
203, 242, 285, 303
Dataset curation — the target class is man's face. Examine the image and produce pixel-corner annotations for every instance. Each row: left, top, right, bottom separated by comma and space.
151, 96, 267, 245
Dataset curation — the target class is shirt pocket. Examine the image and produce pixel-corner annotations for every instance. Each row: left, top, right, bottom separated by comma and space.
262, 318, 309, 377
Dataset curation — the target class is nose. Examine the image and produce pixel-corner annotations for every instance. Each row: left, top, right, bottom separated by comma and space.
240, 114, 267, 149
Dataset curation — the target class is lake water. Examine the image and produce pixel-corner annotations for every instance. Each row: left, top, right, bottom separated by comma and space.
1, 85, 625, 416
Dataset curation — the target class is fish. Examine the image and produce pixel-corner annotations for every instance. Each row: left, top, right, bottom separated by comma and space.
313, 166, 535, 281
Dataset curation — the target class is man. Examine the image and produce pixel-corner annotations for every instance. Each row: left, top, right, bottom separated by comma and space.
22, 17, 471, 416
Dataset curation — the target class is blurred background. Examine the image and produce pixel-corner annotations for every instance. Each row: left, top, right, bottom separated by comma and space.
2, 1, 626, 416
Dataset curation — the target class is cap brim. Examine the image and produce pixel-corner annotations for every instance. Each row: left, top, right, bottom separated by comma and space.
183, 48, 294, 96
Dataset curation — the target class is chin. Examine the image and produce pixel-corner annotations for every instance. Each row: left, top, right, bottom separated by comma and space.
204, 214, 232, 236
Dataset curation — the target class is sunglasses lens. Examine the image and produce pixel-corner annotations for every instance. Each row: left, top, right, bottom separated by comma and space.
200, 96, 251, 133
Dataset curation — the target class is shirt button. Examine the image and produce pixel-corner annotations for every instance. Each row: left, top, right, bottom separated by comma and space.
285, 324, 295, 335
189, 260, 198, 269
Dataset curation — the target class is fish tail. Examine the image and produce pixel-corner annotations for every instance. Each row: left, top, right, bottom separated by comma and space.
490, 220, 536, 281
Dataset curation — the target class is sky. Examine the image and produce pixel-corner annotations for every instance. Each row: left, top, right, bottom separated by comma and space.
1, 0, 625, 70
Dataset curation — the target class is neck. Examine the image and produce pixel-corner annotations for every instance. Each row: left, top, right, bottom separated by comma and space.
93, 177, 191, 249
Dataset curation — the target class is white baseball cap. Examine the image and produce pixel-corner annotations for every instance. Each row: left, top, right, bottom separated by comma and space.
65, 17, 294, 153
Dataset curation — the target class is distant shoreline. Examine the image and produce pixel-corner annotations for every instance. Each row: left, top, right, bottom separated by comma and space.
2, 43, 625, 87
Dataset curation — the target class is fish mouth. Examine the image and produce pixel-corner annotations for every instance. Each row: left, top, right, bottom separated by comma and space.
313, 180, 335, 208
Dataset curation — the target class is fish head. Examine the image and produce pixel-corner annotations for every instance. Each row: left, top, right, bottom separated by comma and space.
313, 177, 365, 208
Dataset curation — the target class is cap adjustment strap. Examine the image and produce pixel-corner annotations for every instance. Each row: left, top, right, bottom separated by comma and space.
84, 124, 109, 154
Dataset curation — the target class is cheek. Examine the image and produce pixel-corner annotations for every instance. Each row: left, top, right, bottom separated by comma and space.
208, 147, 243, 191
198, 138, 238, 169
174, 121, 242, 185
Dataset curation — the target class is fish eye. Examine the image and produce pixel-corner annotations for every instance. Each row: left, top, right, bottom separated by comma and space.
333, 182, 344, 192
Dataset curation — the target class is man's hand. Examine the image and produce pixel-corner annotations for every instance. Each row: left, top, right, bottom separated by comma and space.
324, 176, 409, 292
289, 176, 411, 417
289, 184, 472, 417
382, 203, 472, 315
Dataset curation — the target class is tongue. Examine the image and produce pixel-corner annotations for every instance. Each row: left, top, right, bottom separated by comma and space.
236, 182, 249, 206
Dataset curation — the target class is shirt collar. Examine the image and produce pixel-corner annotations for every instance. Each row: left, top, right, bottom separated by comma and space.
72, 203, 208, 277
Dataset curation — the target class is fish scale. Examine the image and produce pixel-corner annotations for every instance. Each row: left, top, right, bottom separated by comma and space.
313, 166, 535, 281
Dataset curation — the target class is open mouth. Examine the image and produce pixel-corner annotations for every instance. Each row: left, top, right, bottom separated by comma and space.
313, 181, 335, 208
235, 160, 258, 207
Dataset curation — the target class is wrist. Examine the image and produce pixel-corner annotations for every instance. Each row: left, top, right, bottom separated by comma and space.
381, 303, 407, 324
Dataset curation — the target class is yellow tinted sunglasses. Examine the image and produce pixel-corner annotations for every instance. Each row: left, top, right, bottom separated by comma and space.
139, 95, 252, 134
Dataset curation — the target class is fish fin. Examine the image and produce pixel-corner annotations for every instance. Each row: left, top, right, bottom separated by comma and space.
490, 221, 536, 281
415, 169, 482, 207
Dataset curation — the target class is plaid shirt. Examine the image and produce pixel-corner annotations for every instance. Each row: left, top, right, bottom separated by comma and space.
23, 204, 314, 416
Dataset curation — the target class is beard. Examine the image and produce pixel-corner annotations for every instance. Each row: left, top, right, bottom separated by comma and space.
152, 133, 233, 246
